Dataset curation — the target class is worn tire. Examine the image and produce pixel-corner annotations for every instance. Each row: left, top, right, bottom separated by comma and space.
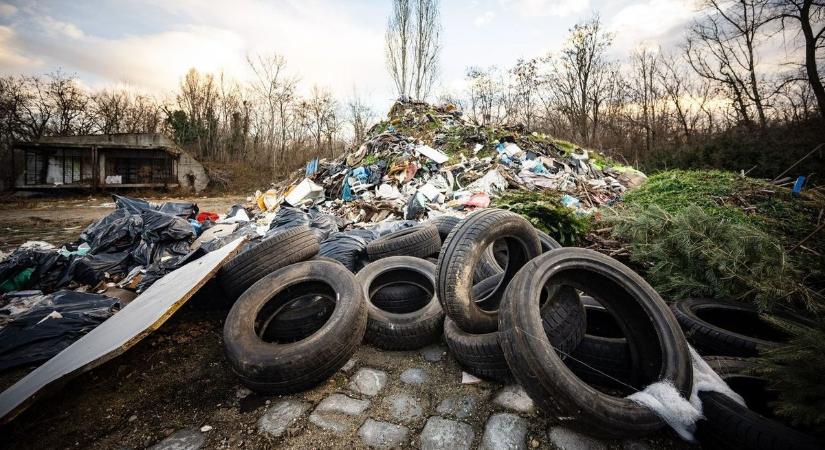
431, 215, 461, 242
671, 299, 808, 357
223, 261, 367, 394
219, 226, 319, 300
499, 248, 693, 439
357, 256, 444, 350
366, 223, 441, 261
258, 294, 336, 343
372, 283, 432, 314
566, 297, 633, 390
437, 209, 541, 333
443, 317, 510, 382
537, 229, 562, 252
697, 358, 821, 450
445, 278, 585, 382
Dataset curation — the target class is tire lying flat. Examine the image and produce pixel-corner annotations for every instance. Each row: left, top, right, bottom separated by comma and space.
366, 223, 441, 261
499, 248, 692, 439
437, 209, 541, 333
357, 256, 444, 350
671, 298, 808, 357
223, 261, 367, 394
697, 357, 821, 450
219, 225, 319, 300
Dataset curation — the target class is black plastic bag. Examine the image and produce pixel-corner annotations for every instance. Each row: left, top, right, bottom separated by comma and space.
318, 229, 379, 272
140, 209, 195, 244
157, 201, 199, 219
83, 209, 144, 254
0, 291, 120, 371
57, 252, 132, 287
268, 207, 339, 241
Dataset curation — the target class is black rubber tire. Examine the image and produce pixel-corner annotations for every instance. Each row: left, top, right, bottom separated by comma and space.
697, 359, 821, 450
671, 299, 808, 357
258, 294, 336, 343
566, 298, 633, 390
472, 227, 559, 283
537, 229, 562, 252
219, 226, 319, 300
431, 215, 461, 242
445, 279, 585, 382
372, 283, 432, 314
357, 256, 444, 350
443, 317, 511, 382
436, 208, 541, 333
499, 248, 693, 439
223, 261, 367, 394
366, 223, 441, 261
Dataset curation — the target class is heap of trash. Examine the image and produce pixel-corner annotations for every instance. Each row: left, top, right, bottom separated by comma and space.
253, 100, 647, 226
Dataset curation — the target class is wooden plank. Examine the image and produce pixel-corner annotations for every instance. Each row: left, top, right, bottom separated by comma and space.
0, 237, 245, 424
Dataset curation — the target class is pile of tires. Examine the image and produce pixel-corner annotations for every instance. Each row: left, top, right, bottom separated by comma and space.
217, 208, 820, 446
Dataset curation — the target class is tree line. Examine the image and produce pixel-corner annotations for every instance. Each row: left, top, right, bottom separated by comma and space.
0, 57, 377, 187
384, 0, 823, 177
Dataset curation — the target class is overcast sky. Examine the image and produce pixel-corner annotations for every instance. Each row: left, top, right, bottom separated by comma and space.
0, 0, 703, 112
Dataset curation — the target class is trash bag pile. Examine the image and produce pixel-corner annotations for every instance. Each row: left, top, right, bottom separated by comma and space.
0, 194, 254, 371
251, 99, 648, 226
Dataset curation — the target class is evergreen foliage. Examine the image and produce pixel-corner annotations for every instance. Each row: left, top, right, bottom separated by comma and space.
494, 190, 591, 246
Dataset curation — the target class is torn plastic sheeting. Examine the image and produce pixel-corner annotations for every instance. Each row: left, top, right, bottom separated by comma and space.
465, 168, 508, 196
285, 178, 325, 207
415, 145, 449, 164
418, 183, 441, 202
627, 347, 745, 442
268, 207, 339, 242
463, 193, 490, 208
404, 192, 428, 220
318, 229, 379, 272
157, 202, 199, 220
0, 291, 121, 371
376, 183, 402, 200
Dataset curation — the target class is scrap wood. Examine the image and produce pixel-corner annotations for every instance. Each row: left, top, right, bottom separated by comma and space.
0, 237, 245, 425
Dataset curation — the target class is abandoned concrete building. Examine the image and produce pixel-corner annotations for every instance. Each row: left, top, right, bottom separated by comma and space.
11, 133, 209, 192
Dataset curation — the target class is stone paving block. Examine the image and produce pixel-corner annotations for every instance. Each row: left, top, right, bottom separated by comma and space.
309, 394, 370, 434
348, 368, 388, 397
493, 384, 535, 413
383, 393, 425, 423
479, 413, 528, 450
148, 428, 204, 450
420, 344, 447, 362
547, 426, 608, 450
257, 400, 311, 438
400, 367, 429, 385
419, 416, 475, 450
358, 418, 409, 449
435, 395, 477, 419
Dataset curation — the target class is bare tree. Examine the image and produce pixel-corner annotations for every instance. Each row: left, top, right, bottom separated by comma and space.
686, 0, 773, 128
246, 53, 298, 169
549, 15, 615, 144
769, 0, 825, 119
346, 90, 375, 145
386, 0, 441, 99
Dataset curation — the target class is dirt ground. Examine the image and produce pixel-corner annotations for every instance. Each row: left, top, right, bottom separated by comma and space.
0, 194, 247, 252
0, 196, 693, 449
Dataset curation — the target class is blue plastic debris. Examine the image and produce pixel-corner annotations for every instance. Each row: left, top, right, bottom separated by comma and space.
792, 175, 806, 197
305, 157, 319, 177
342, 176, 355, 201
561, 194, 580, 209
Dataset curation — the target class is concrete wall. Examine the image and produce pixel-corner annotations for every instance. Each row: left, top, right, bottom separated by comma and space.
39, 133, 176, 148
177, 151, 209, 193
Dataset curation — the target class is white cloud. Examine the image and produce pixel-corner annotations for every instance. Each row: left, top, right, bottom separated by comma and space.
606, 0, 699, 52
474, 11, 496, 27
498, 0, 590, 18
0, 26, 39, 70
38, 16, 85, 39
0, 2, 17, 17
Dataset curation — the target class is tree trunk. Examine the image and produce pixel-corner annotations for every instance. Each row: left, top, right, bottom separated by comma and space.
800, 1, 825, 119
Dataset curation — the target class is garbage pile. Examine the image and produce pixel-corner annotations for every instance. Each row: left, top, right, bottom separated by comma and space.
0, 194, 250, 369
219, 208, 820, 446
252, 99, 647, 227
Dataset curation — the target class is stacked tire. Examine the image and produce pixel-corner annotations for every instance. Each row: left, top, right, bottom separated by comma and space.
436, 209, 586, 382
